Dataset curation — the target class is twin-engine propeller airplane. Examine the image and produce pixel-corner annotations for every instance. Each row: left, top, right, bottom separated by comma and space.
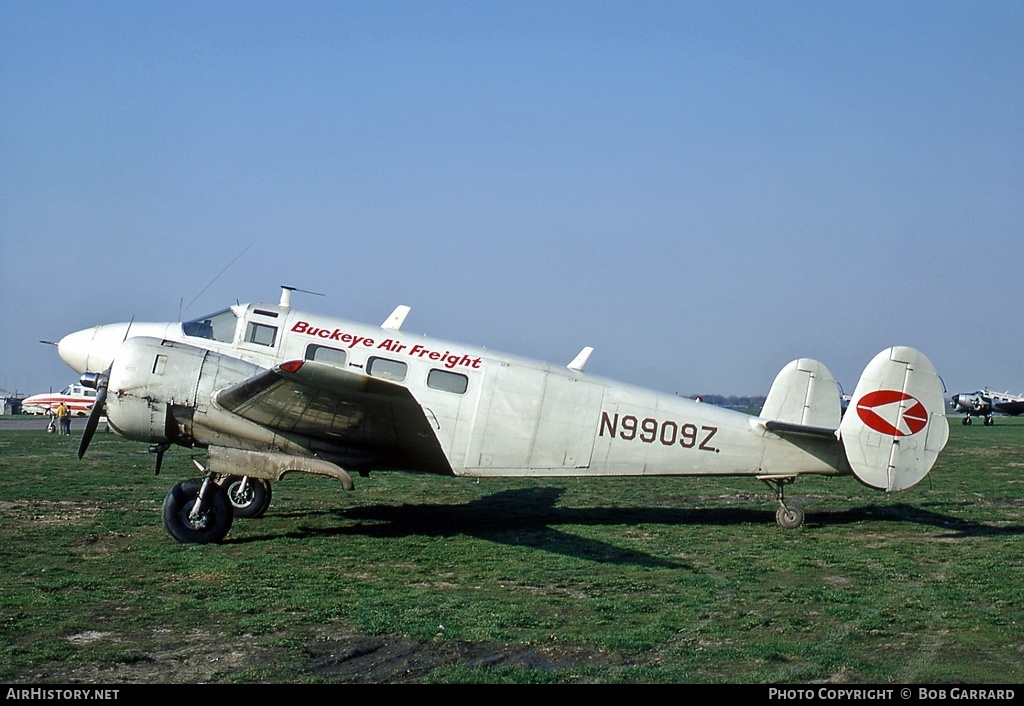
950, 389, 1024, 425
54, 287, 950, 544
21, 383, 99, 417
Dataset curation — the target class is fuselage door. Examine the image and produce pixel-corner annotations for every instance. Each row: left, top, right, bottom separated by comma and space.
466, 362, 604, 472
531, 373, 604, 469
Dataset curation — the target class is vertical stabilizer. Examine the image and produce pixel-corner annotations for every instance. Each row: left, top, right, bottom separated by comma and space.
838, 347, 949, 491
760, 358, 842, 430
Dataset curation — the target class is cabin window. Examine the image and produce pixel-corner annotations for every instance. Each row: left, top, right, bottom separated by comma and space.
305, 344, 347, 368
427, 369, 469, 394
367, 356, 407, 382
183, 308, 238, 343
245, 321, 278, 347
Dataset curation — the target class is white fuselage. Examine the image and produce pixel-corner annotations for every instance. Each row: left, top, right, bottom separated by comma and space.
21, 384, 99, 416
57, 300, 844, 480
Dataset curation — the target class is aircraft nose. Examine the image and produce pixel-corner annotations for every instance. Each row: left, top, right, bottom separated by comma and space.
58, 327, 99, 374
58, 323, 134, 374
58, 321, 175, 374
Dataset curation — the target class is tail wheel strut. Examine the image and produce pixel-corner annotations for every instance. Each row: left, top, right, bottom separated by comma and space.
761, 476, 805, 529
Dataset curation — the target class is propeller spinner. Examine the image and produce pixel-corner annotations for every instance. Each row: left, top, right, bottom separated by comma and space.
78, 369, 108, 459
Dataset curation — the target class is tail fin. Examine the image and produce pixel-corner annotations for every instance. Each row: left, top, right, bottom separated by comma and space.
760, 358, 842, 430
838, 347, 949, 491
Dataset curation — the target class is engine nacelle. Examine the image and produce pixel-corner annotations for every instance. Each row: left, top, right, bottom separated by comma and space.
105, 337, 260, 446
951, 392, 987, 413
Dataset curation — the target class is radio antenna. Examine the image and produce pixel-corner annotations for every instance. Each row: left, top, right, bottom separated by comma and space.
279, 285, 324, 308
180, 244, 252, 320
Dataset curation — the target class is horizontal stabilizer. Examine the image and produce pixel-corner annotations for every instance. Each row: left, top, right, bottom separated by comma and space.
762, 419, 839, 440
838, 347, 949, 491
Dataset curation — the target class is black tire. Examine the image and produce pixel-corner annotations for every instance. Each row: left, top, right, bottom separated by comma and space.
776, 505, 805, 530
222, 475, 272, 519
162, 478, 233, 544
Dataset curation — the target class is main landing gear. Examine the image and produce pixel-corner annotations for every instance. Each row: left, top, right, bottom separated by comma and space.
961, 415, 994, 426
161, 462, 273, 543
222, 475, 272, 519
762, 476, 805, 529
162, 475, 233, 544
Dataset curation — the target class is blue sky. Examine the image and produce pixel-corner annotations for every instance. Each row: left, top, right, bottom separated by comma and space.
2, 1, 1022, 399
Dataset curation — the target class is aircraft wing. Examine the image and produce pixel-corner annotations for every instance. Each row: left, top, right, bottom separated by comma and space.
991, 398, 1024, 416
214, 360, 452, 473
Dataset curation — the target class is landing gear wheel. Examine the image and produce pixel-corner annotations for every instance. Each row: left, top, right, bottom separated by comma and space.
222, 475, 272, 519
762, 476, 806, 529
985, 416, 994, 426
162, 478, 233, 544
776, 504, 805, 530
962, 416, 972, 425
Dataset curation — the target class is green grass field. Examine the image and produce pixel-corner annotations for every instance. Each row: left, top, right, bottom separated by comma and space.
1, 416, 1022, 683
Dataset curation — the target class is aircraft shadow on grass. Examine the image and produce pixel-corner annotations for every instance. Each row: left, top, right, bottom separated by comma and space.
231, 487, 1024, 565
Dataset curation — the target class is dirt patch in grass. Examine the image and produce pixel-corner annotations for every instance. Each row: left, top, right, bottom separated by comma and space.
0, 500, 101, 527
304, 632, 623, 682
19, 629, 623, 684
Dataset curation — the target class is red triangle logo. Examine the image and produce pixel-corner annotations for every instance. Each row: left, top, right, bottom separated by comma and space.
856, 390, 929, 437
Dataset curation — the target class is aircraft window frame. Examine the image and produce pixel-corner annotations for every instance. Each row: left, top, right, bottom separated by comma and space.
245, 321, 278, 347
183, 308, 238, 344
367, 356, 408, 382
427, 369, 469, 395
305, 344, 348, 368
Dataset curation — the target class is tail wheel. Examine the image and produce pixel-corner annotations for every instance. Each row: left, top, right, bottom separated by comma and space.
762, 476, 804, 529
162, 478, 233, 544
776, 505, 805, 530
222, 475, 272, 519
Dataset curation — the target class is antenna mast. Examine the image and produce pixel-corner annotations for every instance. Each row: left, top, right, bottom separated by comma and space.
279, 286, 324, 309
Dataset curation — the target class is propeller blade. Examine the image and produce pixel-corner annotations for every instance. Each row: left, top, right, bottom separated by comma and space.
78, 385, 107, 459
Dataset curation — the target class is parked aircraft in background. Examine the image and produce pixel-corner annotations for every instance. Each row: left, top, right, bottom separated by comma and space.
950, 389, 1024, 425
21, 383, 99, 417
53, 287, 949, 544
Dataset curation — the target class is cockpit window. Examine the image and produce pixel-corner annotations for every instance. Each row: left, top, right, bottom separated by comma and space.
183, 309, 238, 343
